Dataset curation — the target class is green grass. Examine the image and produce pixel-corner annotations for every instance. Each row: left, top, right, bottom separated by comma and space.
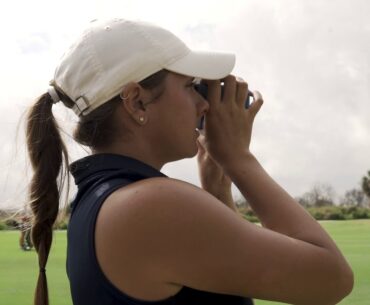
0, 230, 70, 305
0, 220, 369, 305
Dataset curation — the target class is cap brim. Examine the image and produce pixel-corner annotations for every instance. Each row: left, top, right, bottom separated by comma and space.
165, 50, 235, 80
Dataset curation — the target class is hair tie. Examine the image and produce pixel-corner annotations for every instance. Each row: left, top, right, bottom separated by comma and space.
40, 267, 46, 273
47, 86, 61, 104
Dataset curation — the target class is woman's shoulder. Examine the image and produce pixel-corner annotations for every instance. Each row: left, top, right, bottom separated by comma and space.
136, 176, 201, 189
94, 176, 221, 300
127, 176, 200, 190
109, 176, 206, 207
94, 174, 260, 300
95, 176, 191, 300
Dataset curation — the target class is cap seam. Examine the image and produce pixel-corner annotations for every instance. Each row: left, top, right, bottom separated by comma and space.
133, 24, 191, 69
81, 27, 105, 105
93, 21, 167, 111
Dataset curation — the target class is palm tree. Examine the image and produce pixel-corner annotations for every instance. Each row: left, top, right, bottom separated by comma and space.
361, 171, 370, 198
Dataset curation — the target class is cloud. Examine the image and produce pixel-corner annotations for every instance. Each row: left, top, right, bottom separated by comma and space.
1, 0, 369, 209
205, 0, 370, 197
16, 32, 51, 55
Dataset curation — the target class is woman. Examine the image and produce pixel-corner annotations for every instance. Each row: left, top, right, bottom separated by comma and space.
25, 18, 353, 305
18, 215, 33, 251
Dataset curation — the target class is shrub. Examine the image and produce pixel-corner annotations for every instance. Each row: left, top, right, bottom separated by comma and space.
238, 207, 259, 223
53, 213, 70, 230
327, 210, 346, 220
308, 209, 325, 220
241, 214, 259, 223
238, 205, 369, 222
350, 207, 370, 219
0, 221, 8, 230
5, 219, 18, 229
306, 206, 370, 220
54, 219, 69, 230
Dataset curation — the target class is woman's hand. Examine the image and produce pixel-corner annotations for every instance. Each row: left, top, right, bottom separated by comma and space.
196, 132, 237, 212
201, 76, 263, 171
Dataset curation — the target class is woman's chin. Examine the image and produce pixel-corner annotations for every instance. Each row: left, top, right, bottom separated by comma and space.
175, 131, 201, 160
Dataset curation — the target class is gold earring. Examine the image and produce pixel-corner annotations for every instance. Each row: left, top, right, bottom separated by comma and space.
139, 117, 145, 123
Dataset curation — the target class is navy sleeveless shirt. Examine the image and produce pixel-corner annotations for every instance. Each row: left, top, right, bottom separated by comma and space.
67, 153, 254, 305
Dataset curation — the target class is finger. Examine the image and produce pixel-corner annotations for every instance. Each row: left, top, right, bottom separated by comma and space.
248, 91, 264, 118
235, 77, 249, 108
196, 138, 206, 155
203, 79, 221, 110
196, 136, 208, 161
221, 75, 236, 106
196, 142, 204, 163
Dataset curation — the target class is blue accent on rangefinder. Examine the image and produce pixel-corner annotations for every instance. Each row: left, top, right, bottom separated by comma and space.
194, 83, 254, 130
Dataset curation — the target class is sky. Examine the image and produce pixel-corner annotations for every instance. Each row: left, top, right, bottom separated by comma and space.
0, 0, 369, 209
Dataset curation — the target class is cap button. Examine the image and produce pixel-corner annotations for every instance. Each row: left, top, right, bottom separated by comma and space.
105, 26, 111, 31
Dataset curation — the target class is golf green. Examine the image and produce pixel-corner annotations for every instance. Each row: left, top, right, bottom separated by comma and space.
0, 219, 368, 305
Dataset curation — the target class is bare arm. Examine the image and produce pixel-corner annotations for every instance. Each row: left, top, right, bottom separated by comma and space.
196, 137, 239, 212
100, 178, 353, 305
206, 184, 238, 212
224, 151, 352, 266
199, 75, 353, 300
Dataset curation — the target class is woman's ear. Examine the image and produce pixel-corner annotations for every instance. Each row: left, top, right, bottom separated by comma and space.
120, 82, 148, 125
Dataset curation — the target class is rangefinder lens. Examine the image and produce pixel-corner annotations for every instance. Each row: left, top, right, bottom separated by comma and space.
195, 83, 254, 130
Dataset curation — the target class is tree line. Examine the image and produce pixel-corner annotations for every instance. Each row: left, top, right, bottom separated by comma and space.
295, 170, 370, 208
235, 170, 370, 208
1, 171, 370, 229
236, 170, 370, 222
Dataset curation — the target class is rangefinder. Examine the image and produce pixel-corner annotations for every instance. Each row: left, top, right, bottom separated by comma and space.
194, 82, 254, 130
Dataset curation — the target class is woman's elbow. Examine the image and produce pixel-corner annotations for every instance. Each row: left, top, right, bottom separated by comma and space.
338, 266, 354, 300
308, 254, 354, 305
325, 261, 354, 305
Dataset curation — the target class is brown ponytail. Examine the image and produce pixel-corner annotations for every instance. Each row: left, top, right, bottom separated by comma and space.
26, 92, 69, 305
25, 68, 168, 305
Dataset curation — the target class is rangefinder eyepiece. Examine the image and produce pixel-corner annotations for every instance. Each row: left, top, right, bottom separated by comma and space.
194, 83, 254, 130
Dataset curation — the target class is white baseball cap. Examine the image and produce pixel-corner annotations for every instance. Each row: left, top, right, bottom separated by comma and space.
50, 18, 235, 116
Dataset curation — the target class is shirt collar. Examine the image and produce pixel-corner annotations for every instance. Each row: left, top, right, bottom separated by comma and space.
70, 153, 167, 186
